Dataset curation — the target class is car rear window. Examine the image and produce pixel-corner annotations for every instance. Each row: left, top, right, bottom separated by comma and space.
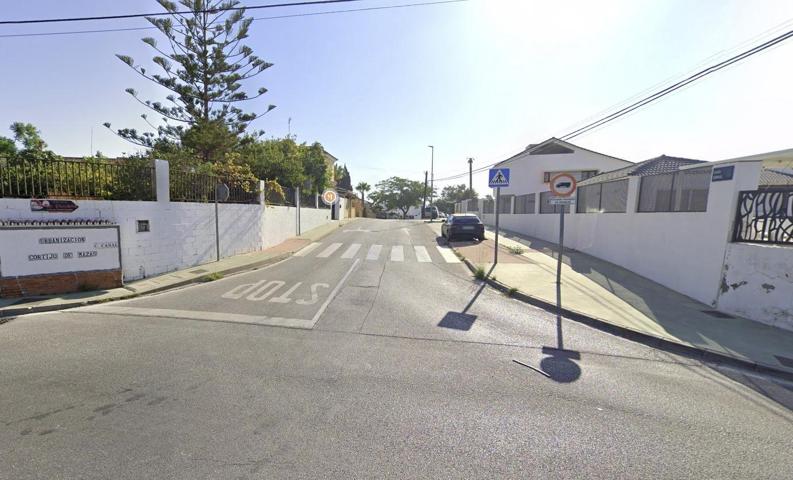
453, 216, 480, 224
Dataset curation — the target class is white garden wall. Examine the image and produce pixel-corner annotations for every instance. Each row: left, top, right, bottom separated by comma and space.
716, 243, 793, 331
482, 160, 771, 310
1, 198, 336, 282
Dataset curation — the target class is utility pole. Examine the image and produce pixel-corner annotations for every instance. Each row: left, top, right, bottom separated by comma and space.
468, 157, 473, 193
422, 171, 428, 213
428, 145, 434, 206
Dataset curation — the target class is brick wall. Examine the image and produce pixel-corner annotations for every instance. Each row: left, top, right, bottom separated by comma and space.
0, 269, 122, 298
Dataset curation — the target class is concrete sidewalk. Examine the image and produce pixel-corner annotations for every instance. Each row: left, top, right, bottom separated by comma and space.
0, 220, 353, 319
429, 223, 793, 376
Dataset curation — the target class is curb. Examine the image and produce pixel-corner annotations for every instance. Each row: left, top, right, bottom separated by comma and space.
0, 252, 292, 320
458, 257, 793, 382
0, 220, 353, 321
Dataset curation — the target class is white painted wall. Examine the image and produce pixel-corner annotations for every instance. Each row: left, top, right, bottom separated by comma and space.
495, 145, 631, 201
716, 243, 793, 331
1, 198, 337, 282
482, 160, 770, 314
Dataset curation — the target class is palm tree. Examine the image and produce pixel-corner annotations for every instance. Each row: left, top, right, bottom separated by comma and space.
356, 181, 371, 216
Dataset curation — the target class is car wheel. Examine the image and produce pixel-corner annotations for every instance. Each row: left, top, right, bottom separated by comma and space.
479, 234, 486, 241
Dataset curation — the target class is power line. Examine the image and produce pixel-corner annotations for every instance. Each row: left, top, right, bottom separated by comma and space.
555, 15, 793, 137
0, 0, 362, 25
561, 26, 793, 141
437, 23, 793, 183
0, 0, 468, 38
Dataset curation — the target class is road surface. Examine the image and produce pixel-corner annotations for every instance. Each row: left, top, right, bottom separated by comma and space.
1, 219, 791, 479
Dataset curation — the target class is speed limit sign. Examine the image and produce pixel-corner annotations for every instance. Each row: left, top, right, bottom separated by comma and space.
321, 189, 339, 206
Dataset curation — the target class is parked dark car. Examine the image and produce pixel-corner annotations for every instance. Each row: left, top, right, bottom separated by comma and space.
441, 214, 485, 241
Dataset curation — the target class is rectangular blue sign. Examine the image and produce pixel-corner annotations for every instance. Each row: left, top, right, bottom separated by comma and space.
488, 168, 510, 187
712, 165, 734, 182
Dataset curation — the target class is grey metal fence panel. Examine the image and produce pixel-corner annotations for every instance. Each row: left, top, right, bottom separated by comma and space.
601, 179, 628, 213
673, 168, 711, 212
576, 184, 602, 213
498, 194, 513, 214
638, 172, 675, 212
0, 158, 156, 201
539, 191, 569, 214
514, 193, 535, 214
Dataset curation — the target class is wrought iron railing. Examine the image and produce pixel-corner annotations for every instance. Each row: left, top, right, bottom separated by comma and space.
0, 158, 156, 201
732, 188, 793, 244
170, 170, 259, 204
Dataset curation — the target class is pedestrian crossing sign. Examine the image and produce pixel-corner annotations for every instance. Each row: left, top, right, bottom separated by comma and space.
488, 168, 510, 187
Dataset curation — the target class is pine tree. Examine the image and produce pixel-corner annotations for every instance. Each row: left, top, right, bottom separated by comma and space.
105, 0, 275, 162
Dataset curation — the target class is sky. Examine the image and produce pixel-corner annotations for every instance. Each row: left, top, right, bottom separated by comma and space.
2, 0, 793, 196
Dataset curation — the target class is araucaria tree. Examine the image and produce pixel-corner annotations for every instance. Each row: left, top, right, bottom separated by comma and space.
105, 0, 275, 162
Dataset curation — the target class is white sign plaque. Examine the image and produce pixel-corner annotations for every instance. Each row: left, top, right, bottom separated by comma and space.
0, 226, 121, 277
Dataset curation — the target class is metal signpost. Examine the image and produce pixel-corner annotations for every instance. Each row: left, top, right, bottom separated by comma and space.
215, 182, 230, 262
548, 173, 577, 284
488, 168, 510, 265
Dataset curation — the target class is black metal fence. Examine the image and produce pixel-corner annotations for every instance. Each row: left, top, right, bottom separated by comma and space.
0, 158, 156, 201
732, 188, 793, 244
170, 170, 259, 204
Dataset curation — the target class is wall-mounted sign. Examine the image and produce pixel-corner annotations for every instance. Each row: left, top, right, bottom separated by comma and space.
712, 165, 735, 182
0, 225, 120, 278
321, 189, 339, 206
549, 198, 575, 205
549, 173, 577, 197
30, 199, 78, 213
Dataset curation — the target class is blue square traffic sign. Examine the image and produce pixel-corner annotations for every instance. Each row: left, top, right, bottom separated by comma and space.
488, 168, 510, 187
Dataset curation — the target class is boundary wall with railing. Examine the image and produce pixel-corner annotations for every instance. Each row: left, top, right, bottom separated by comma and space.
457, 159, 792, 330
0, 159, 341, 282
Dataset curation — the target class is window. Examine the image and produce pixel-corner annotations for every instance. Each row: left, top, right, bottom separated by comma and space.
543, 170, 598, 183
577, 180, 628, 213
514, 193, 535, 214
638, 168, 711, 212
136, 220, 150, 233
539, 191, 569, 214
483, 199, 494, 214
498, 194, 513, 214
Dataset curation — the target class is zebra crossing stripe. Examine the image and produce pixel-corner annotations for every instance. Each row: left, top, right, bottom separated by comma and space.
435, 245, 461, 263
366, 244, 382, 260
341, 243, 361, 259
390, 245, 404, 262
414, 245, 431, 262
317, 242, 343, 258
295, 242, 321, 257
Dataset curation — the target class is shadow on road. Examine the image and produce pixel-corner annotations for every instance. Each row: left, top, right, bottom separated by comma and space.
437, 265, 495, 331
539, 282, 582, 383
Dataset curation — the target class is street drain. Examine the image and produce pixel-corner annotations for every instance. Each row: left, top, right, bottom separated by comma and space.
775, 355, 793, 368
701, 310, 735, 319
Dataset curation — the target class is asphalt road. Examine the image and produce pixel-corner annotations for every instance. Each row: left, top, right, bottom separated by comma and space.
1, 219, 792, 479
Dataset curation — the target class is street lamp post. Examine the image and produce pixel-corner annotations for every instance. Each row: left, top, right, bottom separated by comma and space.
428, 145, 434, 206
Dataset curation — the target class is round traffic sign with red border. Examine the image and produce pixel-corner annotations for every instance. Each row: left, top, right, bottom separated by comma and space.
321, 189, 339, 206
549, 173, 577, 197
